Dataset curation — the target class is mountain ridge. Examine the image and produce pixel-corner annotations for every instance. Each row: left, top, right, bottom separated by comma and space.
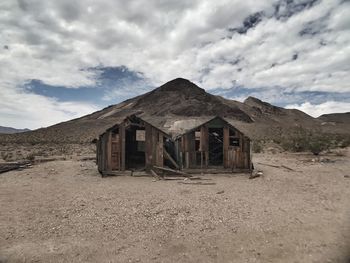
0, 126, 30, 134
0, 78, 348, 143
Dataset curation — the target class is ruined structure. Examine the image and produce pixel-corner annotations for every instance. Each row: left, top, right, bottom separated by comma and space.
97, 115, 252, 176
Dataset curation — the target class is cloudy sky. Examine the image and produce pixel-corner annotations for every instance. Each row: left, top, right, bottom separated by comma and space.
1, 0, 349, 129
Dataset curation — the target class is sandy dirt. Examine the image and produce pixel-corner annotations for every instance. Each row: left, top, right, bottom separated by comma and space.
1, 150, 350, 262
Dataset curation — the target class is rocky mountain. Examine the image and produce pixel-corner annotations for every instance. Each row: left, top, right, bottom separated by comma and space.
0, 126, 30, 134
318, 112, 350, 123
0, 78, 348, 143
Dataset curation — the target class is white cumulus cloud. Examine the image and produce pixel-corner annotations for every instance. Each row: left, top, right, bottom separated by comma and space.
286, 101, 350, 117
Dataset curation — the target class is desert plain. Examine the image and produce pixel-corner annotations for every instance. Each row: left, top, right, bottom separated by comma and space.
1, 148, 349, 263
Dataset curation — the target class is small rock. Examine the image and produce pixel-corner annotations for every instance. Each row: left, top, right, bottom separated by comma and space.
216, 190, 224, 194
344, 175, 350, 178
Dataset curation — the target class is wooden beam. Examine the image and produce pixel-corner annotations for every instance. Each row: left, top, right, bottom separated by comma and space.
177, 181, 216, 185
163, 148, 179, 169
153, 165, 192, 177
150, 169, 162, 179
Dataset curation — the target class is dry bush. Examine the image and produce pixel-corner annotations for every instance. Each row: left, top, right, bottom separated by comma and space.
1, 152, 13, 162
252, 141, 263, 153
279, 127, 346, 155
26, 153, 36, 161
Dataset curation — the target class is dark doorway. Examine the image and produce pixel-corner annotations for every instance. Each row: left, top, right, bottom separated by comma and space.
208, 128, 223, 166
125, 126, 146, 169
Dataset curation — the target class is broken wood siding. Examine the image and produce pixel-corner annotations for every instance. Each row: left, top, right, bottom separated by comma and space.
97, 132, 110, 173
224, 126, 250, 170
97, 117, 167, 175
145, 123, 164, 170
178, 118, 251, 172
181, 131, 197, 169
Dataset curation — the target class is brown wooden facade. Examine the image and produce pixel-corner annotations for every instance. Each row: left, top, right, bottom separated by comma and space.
97, 116, 252, 176
97, 116, 168, 175
176, 117, 252, 172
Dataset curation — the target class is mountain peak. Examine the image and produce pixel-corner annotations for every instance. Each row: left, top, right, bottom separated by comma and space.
244, 96, 263, 104
157, 78, 205, 94
244, 96, 283, 115
131, 78, 253, 121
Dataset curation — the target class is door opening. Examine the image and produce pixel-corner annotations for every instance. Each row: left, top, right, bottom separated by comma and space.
208, 128, 223, 166
125, 126, 146, 169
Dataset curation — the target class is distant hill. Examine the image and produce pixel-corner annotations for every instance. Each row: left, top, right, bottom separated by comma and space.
0, 126, 30, 134
318, 112, 350, 123
0, 78, 348, 143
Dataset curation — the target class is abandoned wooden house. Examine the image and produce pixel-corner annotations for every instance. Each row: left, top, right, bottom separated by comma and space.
96, 115, 252, 176
173, 116, 252, 172
96, 115, 170, 175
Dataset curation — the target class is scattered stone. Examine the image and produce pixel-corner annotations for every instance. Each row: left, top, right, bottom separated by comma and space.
216, 190, 224, 194
344, 175, 350, 178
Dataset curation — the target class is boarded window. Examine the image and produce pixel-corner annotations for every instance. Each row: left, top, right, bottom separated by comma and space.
229, 138, 240, 147
136, 130, 145, 141
229, 129, 239, 147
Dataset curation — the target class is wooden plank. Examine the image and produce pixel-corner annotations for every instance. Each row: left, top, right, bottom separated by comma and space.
201, 125, 209, 167
223, 126, 229, 168
157, 132, 164, 167
152, 128, 157, 167
120, 124, 125, 171
163, 148, 179, 169
150, 169, 161, 179
177, 181, 216, 185
145, 123, 152, 169
257, 162, 280, 168
107, 131, 112, 171
185, 152, 189, 169
183, 168, 250, 174
102, 170, 132, 176
200, 125, 208, 152
0, 162, 32, 174
153, 165, 192, 177
248, 140, 252, 171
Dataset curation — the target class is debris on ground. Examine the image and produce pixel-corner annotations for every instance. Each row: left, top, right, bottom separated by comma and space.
178, 181, 216, 185
0, 161, 32, 174
249, 170, 263, 179
257, 162, 296, 171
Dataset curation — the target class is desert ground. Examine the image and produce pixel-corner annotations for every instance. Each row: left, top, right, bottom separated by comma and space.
1, 149, 350, 263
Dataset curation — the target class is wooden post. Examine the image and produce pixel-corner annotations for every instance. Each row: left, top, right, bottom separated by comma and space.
200, 151, 203, 175
107, 131, 112, 171
120, 124, 125, 171
223, 126, 229, 168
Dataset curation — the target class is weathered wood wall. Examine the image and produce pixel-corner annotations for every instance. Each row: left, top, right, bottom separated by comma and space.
97, 117, 251, 175
145, 123, 164, 170
97, 119, 166, 174
178, 119, 251, 171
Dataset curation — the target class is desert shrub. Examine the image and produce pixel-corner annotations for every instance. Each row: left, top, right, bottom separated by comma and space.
1, 152, 9, 161
280, 127, 340, 155
338, 136, 350, 148
252, 141, 263, 153
308, 138, 329, 155
26, 153, 36, 161
280, 127, 310, 152
2, 152, 14, 161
